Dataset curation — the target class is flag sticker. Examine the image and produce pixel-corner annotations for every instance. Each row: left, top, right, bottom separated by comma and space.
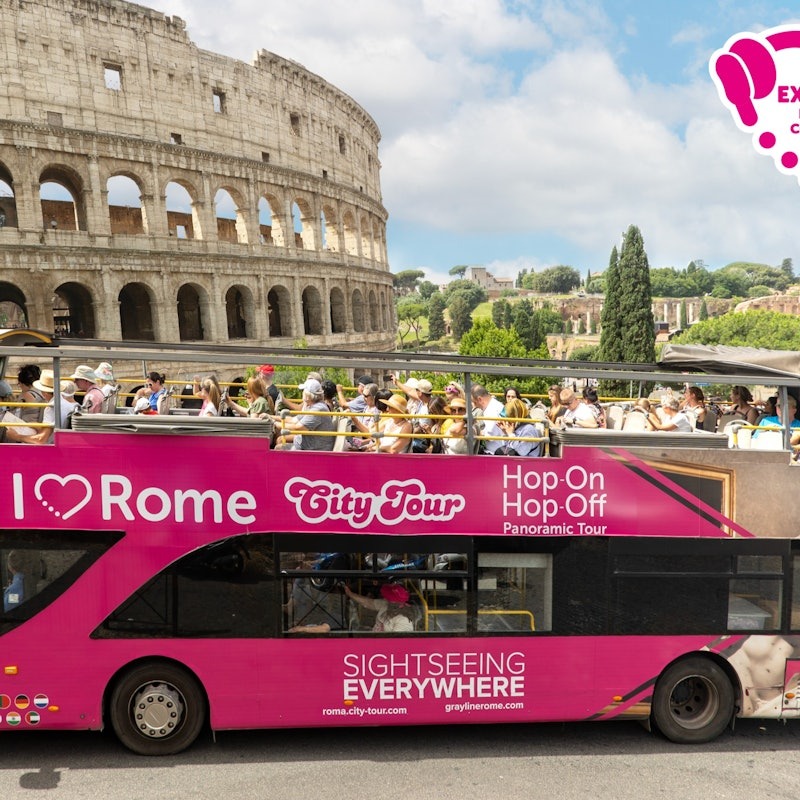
0, 695, 10, 710
6, 712, 20, 726
14, 694, 29, 709
25, 711, 40, 726
33, 694, 49, 709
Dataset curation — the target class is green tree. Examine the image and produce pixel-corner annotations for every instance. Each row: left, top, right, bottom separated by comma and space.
678, 300, 687, 329
397, 298, 427, 347
427, 292, 446, 340
442, 279, 488, 310
781, 257, 794, 279
699, 298, 709, 321
392, 269, 424, 297
512, 299, 535, 346
598, 245, 623, 362
492, 298, 511, 329
449, 265, 468, 279
531, 265, 581, 294
617, 225, 655, 363
448, 294, 473, 341
418, 280, 437, 300
672, 309, 800, 349
577, 317, 586, 334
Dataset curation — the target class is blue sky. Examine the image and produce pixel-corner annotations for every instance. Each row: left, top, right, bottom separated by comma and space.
151, 0, 800, 285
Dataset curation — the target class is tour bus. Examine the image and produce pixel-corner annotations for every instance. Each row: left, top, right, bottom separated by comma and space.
1, 338, 800, 755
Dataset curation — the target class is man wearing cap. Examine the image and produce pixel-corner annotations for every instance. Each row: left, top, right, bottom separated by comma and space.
257, 364, 282, 408
336, 374, 374, 414
69, 365, 104, 414
470, 384, 506, 454
271, 378, 335, 451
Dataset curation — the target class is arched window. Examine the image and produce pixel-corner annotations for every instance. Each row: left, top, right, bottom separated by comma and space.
330, 287, 346, 333
177, 284, 207, 341
119, 283, 155, 341
268, 285, 291, 338
225, 285, 253, 339
0, 282, 28, 328
40, 166, 86, 231
302, 285, 323, 335
165, 181, 195, 239
107, 175, 145, 234
52, 282, 95, 338
352, 289, 365, 333
215, 188, 247, 244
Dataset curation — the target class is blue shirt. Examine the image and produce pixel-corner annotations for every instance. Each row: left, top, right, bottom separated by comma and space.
4, 572, 24, 612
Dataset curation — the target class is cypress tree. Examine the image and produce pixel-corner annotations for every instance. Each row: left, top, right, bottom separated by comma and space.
427, 292, 446, 340
598, 245, 622, 363
617, 225, 656, 364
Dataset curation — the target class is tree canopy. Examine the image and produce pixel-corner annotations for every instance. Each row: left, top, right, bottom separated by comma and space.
672, 309, 800, 350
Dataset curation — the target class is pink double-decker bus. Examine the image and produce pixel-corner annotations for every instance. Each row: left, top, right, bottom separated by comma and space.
2, 338, 800, 754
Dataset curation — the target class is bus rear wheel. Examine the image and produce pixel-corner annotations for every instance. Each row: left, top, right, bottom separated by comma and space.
652, 658, 734, 743
109, 662, 206, 755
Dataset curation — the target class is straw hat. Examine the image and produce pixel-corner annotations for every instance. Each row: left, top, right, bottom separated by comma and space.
32, 369, 56, 394
383, 394, 408, 414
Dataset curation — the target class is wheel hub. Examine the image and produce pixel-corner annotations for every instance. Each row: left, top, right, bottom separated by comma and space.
131, 682, 185, 739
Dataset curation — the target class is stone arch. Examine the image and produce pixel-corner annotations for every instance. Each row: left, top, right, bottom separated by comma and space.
352, 288, 365, 333
0, 161, 19, 228
52, 281, 95, 337
292, 198, 317, 250
260, 193, 285, 246
372, 219, 384, 264
302, 284, 323, 336
225, 283, 254, 340
342, 209, 358, 256
368, 289, 379, 331
360, 214, 372, 260
267, 285, 292, 337
0, 282, 28, 328
40, 164, 87, 231
321, 203, 338, 252
330, 286, 346, 333
177, 282, 210, 341
119, 282, 156, 341
380, 291, 389, 330
107, 173, 145, 235
165, 179, 199, 239
214, 186, 248, 244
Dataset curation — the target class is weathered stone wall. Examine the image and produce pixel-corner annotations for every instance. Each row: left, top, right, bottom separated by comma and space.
0, 0, 395, 349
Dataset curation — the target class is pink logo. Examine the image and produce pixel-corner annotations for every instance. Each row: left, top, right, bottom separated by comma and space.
711, 26, 800, 175
284, 477, 466, 529
34, 473, 93, 520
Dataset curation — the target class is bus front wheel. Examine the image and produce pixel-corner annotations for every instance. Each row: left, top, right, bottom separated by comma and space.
652, 658, 734, 743
109, 662, 206, 755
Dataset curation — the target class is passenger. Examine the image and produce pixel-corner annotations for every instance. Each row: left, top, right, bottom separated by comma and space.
375, 389, 393, 416
546, 384, 566, 425
22, 370, 80, 443
69, 365, 105, 414
647, 397, 693, 432
0, 379, 13, 413
284, 371, 323, 412
321, 379, 341, 412
414, 380, 433, 430
441, 396, 469, 455
336, 374, 374, 415
145, 371, 167, 413
132, 386, 153, 414
681, 386, 706, 428
368, 394, 412, 453
727, 386, 759, 425
754, 395, 800, 436
582, 386, 606, 428
471, 384, 506, 454
224, 376, 274, 418
443, 381, 466, 404
628, 398, 656, 430
16, 364, 45, 423
94, 362, 117, 412
3, 550, 24, 612
558, 388, 598, 428
497, 398, 543, 456
272, 378, 336, 451
256, 364, 282, 409
348, 383, 380, 449
504, 386, 523, 405
197, 378, 221, 417
344, 583, 414, 633
414, 394, 448, 454
389, 374, 421, 413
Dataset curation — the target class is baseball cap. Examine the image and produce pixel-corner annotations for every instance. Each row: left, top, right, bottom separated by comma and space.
299, 378, 323, 394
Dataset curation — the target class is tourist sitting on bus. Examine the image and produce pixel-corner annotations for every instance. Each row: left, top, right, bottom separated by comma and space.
336, 374, 373, 415
441, 396, 470, 454
19, 370, 81, 444
17, 364, 45, 423
272, 378, 336, 451
471, 384, 506, 453
224, 376, 274, 419
497, 398, 543, 457
197, 378, 221, 417
558, 389, 598, 428
547, 384, 566, 424
414, 394, 448, 454
647, 397, 693, 432
143, 371, 167, 413
344, 583, 414, 633
727, 385, 759, 425
95, 362, 117, 413
256, 364, 282, 409
444, 380, 466, 405
754, 395, 800, 437
367, 394, 412, 453
3, 550, 24, 612
69, 365, 105, 414
0, 379, 14, 414
346, 383, 380, 450
681, 385, 706, 428
627, 398, 656, 430
582, 386, 606, 428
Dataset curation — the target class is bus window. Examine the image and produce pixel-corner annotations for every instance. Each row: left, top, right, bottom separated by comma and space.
95, 535, 277, 638
727, 554, 783, 631
1, 530, 122, 633
477, 553, 552, 633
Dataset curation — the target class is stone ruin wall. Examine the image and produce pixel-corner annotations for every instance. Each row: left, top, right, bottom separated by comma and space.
0, 0, 395, 349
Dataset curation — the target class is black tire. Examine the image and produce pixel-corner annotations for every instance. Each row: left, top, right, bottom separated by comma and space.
652, 658, 734, 744
109, 662, 206, 756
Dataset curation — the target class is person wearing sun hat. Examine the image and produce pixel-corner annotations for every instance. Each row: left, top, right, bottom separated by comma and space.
271, 377, 336, 451
94, 362, 117, 412
344, 582, 414, 632
22, 370, 79, 443
69, 365, 104, 414
369, 394, 412, 453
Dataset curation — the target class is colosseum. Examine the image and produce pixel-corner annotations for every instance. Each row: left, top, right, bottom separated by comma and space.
0, 0, 395, 350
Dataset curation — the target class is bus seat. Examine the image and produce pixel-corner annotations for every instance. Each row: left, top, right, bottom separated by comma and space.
333, 416, 351, 452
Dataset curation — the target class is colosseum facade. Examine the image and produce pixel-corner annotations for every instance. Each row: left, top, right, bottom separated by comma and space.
0, 0, 396, 350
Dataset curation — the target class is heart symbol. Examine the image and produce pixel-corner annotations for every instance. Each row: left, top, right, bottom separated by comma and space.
711, 26, 800, 178
34, 474, 93, 520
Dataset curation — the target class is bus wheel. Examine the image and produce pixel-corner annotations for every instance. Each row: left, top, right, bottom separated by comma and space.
652, 658, 734, 744
109, 662, 206, 756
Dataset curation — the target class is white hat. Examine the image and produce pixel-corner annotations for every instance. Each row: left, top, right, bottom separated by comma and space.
133, 396, 151, 413
299, 378, 323, 394
32, 369, 56, 394
95, 362, 114, 381
60, 380, 76, 398
69, 365, 97, 382
405, 378, 420, 390
417, 379, 433, 395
